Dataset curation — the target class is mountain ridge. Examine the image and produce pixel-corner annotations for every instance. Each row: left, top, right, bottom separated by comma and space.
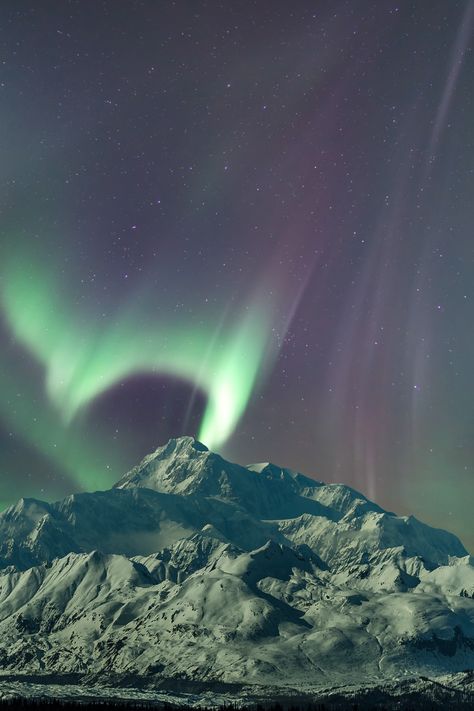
0, 436, 472, 703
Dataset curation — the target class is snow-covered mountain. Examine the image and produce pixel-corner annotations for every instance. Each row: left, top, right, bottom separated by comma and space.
0, 436, 472, 704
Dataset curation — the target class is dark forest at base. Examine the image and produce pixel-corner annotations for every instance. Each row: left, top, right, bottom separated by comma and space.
0, 697, 473, 711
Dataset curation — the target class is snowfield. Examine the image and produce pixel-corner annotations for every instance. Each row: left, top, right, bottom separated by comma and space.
0, 436, 472, 704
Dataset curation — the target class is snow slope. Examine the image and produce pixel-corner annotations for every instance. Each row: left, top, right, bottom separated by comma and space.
0, 436, 471, 698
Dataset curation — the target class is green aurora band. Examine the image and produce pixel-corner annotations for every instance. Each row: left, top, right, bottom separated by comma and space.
0, 253, 281, 490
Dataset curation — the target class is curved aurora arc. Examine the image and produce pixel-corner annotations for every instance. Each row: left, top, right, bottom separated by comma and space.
0, 253, 287, 486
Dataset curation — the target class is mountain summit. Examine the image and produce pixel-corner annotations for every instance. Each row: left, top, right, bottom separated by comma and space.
0, 436, 472, 705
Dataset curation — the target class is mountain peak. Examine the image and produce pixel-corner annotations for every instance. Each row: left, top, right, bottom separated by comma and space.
113, 435, 214, 494
157, 435, 209, 454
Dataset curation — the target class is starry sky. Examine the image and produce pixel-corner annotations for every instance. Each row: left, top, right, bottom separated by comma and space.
0, 1, 473, 551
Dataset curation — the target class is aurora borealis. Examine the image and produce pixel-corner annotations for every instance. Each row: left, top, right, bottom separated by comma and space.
0, 1, 473, 551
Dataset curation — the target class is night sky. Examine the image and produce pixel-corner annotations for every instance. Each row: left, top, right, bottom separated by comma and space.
1, 1, 473, 551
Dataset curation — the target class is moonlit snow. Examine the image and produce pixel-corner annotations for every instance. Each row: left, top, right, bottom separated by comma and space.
0, 436, 472, 705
